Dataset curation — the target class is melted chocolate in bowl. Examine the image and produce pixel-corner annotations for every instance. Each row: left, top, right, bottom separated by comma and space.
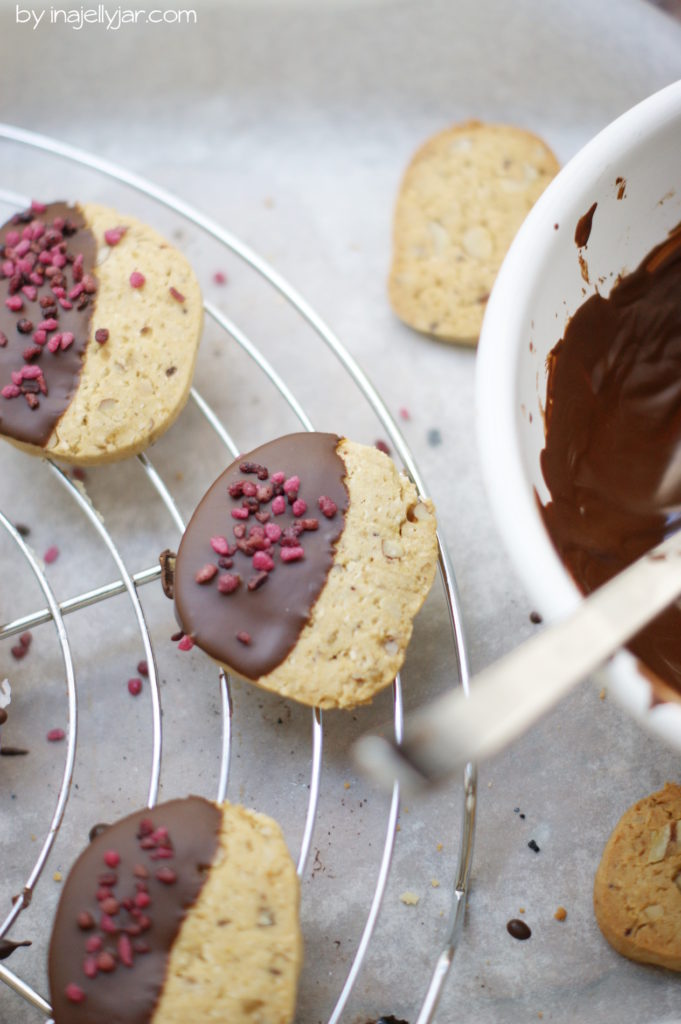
539, 222, 681, 695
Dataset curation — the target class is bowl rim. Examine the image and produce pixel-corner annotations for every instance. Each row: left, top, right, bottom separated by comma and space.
476, 78, 681, 624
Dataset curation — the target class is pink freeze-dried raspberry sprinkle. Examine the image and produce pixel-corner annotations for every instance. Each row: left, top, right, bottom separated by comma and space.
253, 551, 275, 572
210, 535, 231, 556
280, 545, 305, 563
217, 573, 240, 594
104, 226, 127, 247
64, 983, 85, 1004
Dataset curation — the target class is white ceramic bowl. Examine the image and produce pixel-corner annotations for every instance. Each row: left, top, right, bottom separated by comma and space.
476, 79, 681, 747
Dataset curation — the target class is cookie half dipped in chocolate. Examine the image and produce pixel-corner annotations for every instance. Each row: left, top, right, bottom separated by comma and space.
0, 201, 202, 464
171, 433, 438, 709
49, 797, 302, 1023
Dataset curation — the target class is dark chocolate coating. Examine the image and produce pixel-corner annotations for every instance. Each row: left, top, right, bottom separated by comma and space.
48, 797, 220, 1024
540, 222, 681, 692
174, 432, 348, 679
0, 202, 97, 447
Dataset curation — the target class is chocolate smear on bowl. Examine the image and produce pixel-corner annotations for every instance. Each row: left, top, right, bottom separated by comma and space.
539, 221, 681, 697
574, 201, 597, 248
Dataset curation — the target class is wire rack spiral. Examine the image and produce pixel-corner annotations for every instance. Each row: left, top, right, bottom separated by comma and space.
0, 125, 476, 1024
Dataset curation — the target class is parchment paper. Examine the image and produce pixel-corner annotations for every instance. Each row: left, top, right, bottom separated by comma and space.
1, 1, 681, 1021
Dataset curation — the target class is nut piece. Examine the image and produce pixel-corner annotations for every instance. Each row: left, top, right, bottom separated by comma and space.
409, 500, 432, 522
428, 221, 450, 255
647, 823, 672, 864
462, 225, 493, 262
382, 539, 404, 560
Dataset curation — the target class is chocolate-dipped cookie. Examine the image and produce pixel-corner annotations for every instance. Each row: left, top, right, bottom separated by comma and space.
171, 433, 438, 709
49, 797, 302, 1023
0, 201, 202, 464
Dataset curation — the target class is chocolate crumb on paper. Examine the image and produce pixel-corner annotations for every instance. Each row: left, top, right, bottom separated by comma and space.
507, 918, 532, 940
364, 1016, 410, 1024
368, 1017, 410, 1024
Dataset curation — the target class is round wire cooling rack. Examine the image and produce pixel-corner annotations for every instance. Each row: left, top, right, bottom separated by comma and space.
0, 124, 476, 1024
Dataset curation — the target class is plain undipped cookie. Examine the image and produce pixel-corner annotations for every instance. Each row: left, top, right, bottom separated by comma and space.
0, 201, 202, 464
593, 782, 681, 971
388, 120, 559, 344
172, 433, 438, 709
49, 797, 302, 1023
